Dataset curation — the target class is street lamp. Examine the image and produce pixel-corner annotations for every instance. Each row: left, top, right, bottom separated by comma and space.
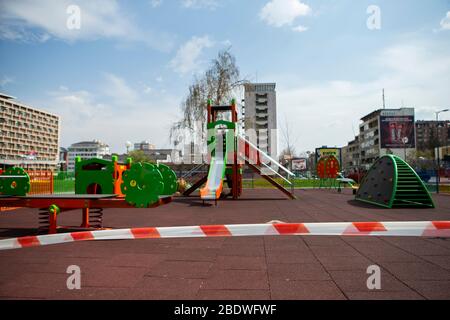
401, 136, 408, 161
125, 141, 132, 154
435, 109, 449, 194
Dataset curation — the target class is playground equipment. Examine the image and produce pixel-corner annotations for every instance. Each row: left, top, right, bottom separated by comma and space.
75, 155, 131, 196
316, 155, 340, 188
336, 173, 358, 194
0, 158, 178, 233
0, 167, 30, 196
184, 99, 296, 201
355, 154, 434, 208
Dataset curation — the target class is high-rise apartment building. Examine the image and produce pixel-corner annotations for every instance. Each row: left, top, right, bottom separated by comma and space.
0, 93, 60, 170
243, 83, 277, 159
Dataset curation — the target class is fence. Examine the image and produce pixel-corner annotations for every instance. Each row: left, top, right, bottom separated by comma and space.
27, 170, 75, 195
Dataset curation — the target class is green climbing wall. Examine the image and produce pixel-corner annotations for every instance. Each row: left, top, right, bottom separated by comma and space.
355, 155, 434, 208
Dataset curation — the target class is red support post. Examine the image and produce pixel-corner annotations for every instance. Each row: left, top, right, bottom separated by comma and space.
81, 208, 90, 228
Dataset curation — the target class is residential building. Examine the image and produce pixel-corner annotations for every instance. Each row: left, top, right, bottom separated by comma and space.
134, 140, 155, 151
342, 136, 360, 171
358, 108, 415, 169
142, 149, 182, 164
67, 140, 110, 171
0, 93, 60, 170
244, 83, 277, 159
415, 120, 450, 151
59, 147, 68, 171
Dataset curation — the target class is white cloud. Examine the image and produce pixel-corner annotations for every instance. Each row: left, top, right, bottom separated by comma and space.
44, 76, 180, 152
170, 35, 214, 74
0, 0, 174, 51
260, 0, 311, 28
273, 41, 450, 152
292, 25, 308, 32
101, 73, 139, 103
150, 0, 163, 8
440, 11, 450, 30
181, 0, 219, 10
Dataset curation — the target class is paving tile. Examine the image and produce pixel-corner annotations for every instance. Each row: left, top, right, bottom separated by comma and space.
196, 289, 270, 300
0, 283, 67, 299
346, 291, 424, 300
265, 251, 318, 264
404, 280, 450, 299
211, 256, 267, 270
108, 253, 166, 268
269, 280, 346, 300
379, 261, 450, 281
201, 270, 269, 290
302, 236, 349, 247
308, 246, 361, 258
81, 266, 149, 288
219, 245, 266, 257
165, 248, 219, 261
136, 277, 204, 299
316, 256, 373, 271
267, 263, 330, 281
420, 255, 450, 271
145, 260, 213, 279
329, 269, 411, 292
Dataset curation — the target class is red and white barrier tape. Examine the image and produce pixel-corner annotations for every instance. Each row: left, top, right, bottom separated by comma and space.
0, 221, 449, 251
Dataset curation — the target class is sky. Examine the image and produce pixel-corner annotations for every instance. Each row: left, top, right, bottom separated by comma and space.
0, 0, 449, 155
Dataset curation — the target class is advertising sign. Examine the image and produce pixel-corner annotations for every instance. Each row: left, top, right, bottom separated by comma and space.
315, 147, 342, 164
292, 158, 307, 171
379, 115, 415, 148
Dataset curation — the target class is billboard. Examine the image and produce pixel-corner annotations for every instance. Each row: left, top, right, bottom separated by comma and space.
292, 158, 307, 171
315, 147, 342, 165
380, 115, 415, 148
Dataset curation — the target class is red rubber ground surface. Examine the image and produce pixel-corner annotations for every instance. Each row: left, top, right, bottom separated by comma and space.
0, 189, 449, 300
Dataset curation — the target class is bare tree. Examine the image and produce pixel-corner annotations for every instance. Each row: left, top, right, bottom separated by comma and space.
170, 49, 245, 147
279, 116, 299, 163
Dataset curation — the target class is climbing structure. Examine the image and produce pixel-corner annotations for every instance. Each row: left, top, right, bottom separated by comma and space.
355, 154, 434, 208
184, 99, 296, 201
316, 155, 340, 188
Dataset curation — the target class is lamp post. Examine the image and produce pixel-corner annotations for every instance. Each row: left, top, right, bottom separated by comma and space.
401, 136, 408, 161
125, 141, 132, 154
435, 109, 449, 194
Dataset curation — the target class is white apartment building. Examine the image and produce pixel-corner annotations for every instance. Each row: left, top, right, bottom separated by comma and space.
244, 83, 278, 159
67, 140, 110, 171
0, 93, 60, 170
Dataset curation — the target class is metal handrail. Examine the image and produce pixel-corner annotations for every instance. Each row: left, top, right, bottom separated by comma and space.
238, 136, 295, 177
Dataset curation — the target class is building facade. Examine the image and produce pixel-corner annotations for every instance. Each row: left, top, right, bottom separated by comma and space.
415, 120, 450, 151
0, 93, 60, 170
67, 140, 110, 171
134, 140, 155, 151
358, 108, 415, 169
142, 149, 182, 164
342, 136, 360, 171
59, 147, 68, 171
244, 83, 277, 159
